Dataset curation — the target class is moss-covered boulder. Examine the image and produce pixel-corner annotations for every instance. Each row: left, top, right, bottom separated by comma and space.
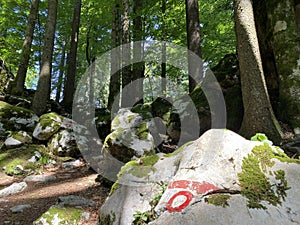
4, 131, 32, 149
33, 112, 63, 141
104, 108, 156, 163
48, 130, 80, 158
0, 101, 39, 133
33, 205, 89, 225
99, 129, 300, 225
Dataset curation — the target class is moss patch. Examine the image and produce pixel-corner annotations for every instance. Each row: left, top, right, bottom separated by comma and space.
205, 194, 231, 207
0, 145, 50, 176
118, 154, 159, 179
39, 112, 62, 130
238, 143, 291, 209
109, 180, 120, 196
33, 205, 85, 225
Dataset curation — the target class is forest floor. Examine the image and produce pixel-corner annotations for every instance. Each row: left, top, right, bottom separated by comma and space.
0, 162, 109, 225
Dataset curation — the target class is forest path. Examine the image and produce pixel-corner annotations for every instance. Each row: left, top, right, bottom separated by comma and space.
0, 163, 109, 225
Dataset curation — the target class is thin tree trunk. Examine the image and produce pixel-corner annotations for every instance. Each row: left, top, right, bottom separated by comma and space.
161, 0, 167, 95
121, 0, 132, 107
55, 43, 66, 103
62, 0, 82, 111
11, 0, 39, 95
234, 0, 282, 143
185, 0, 202, 93
32, 0, 58, 115
107, 0, 121, 110
132, 0, 144, 105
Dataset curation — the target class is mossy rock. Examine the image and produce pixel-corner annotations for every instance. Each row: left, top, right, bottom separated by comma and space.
0, 144, 48, 176
0, 101, 39, 132
33, 112, 63, 141
33, 205, 89, 225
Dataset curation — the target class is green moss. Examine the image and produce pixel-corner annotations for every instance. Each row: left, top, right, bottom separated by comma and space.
109, 180, 120, 196
0, 101, 34, 118
118, 155, 159, 179
0, 145, 51, 176
205, 194, 231, 207
39, 112, 62, 130
33, 205, 84, 225
135, 122, 149, 140
99, 212, 116, 225
238, 143, 291, 209
164, 141, 193, 157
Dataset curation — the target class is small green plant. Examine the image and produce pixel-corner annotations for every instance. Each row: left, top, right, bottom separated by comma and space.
132, 182, 168, 225
205, 194, 231, 207
251, 133, 273, 145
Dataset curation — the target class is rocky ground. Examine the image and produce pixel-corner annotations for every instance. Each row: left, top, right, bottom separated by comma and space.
0, 161, 109, 225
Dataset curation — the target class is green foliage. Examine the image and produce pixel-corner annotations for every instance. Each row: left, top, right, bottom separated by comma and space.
132, 182, 168, 225
99, 212, 116, 225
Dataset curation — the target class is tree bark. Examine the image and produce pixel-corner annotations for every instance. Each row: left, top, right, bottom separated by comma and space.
62, 0, 81, 111
132, 0, 144, 105
55, 43, 66, 103
108, 0, 121, 110
32, 0, 58, 115
11, 0, 39, 95
161, 0, 167, 95
234, 0, 282, 144
121, 0, 132, 107
185, 0, 202, 93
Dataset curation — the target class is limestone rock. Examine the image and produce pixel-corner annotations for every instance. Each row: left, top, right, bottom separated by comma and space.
58, 195, 96, 207
33, 112, 63, 141
48, 130, 80, 158
0, 182, 27, 197
33, 205, 90, 225
23, 174, 56, 183
104, 108, 156, 162
10, 204, 31, 213
0, 101, 39, 132
99, 129, 300, 225
4, 131, 32, 149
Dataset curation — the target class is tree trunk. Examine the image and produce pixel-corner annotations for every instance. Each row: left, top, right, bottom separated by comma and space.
11, 0, 39, 95
234, 0, 283, 144
55, 43, 66, 103
62, 0, 81, 111
107, 0, 121, 110
32, 0, 58, 115
185, 0, 202, 93
266, 0, 300, 129
132, 0, 144, 105
121, 0, 132, 107
161, 0, 167, 95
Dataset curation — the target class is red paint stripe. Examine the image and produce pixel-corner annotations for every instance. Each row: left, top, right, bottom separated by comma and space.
168, 180, 219, 194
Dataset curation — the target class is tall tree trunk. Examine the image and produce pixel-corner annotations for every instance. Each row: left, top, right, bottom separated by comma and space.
132, 0, 144, 105
62, 0, 81, 111
161, 0, 167, 95
266, 0, 300, 129
234, 0, 282, 143
32, 0, 58, 115
121, 0, 132, 107
107, 0, 121, 110
185, 0, 202, 93
55, 43, 66, 103
11, 0, 39, 95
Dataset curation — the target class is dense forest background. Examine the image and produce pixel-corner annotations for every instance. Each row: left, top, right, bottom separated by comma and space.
0, 0, 300, 144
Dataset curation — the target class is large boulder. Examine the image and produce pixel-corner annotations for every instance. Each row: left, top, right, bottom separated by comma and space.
33, 112, 64, 141
103, 108, 156, 162
98, 129, 300, 225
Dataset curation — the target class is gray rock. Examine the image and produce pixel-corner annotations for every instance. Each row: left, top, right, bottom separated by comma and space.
61, 160, 83, 169
10, 204, 31, 213
0, 182, 27, 197
104, 108, 156, 162
33, 112, 63, 141
99, 129, 300, 225
58, 195, 96, 207
23, 174, 56, 183
4, 136, 22, 148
